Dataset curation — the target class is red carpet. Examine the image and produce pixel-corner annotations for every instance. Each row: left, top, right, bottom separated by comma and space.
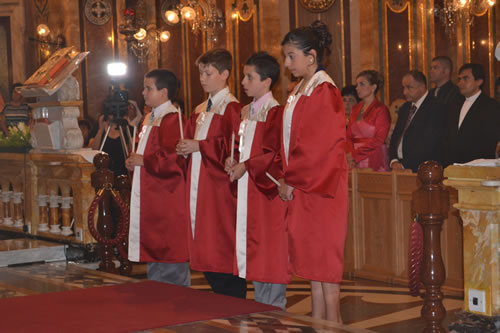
0, 280, 278, 332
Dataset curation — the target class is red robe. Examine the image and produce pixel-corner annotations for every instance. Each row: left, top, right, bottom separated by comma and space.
281, 71, 348, 283
234, 101, 290, 284
128, 102, 189, 263
185, 93, 241, 274
346, 98, 390, 171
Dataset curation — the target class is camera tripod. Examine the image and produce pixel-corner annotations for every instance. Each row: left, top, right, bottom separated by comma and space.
99, 118, 134, 169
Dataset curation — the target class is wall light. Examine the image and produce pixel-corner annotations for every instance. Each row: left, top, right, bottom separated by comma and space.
37, 24, 50, 37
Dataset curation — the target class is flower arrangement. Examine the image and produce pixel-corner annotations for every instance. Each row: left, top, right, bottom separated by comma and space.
0, 122, 32, 150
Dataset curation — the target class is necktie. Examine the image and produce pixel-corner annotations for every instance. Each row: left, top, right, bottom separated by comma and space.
396, 104, 417, 155
434, 87, 439, 97
206, 99, 213, 112
148, 112, 155, 125
249, 103, 255, 118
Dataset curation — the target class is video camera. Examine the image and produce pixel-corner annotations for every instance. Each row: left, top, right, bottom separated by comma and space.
104, 62, 129, 122
103, 84, 129, 121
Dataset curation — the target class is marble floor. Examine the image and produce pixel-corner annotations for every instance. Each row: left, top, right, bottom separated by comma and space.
0, 237, 465, 332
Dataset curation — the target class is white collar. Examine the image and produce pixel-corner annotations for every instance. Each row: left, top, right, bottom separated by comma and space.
152, 100, 177, 119
208, 87, 230, 108
413, 91, 428, 109
465, 90, 481, 103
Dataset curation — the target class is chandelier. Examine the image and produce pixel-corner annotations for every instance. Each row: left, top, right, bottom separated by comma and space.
437, 0, 496, 35
119, 0, 171, 63
162, 0, 225, 42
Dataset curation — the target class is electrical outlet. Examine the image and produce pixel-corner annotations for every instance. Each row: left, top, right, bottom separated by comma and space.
75, 228, 83, 241
468, 289, 486, 313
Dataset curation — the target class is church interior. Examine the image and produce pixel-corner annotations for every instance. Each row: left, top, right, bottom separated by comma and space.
0, 0, 499, 332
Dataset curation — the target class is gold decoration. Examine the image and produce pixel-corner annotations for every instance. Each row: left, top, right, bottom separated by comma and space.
299, 0, 336, 13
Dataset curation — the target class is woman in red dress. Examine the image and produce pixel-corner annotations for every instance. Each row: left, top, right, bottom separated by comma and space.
346, 70, 391, 171
279, 21, 348, 323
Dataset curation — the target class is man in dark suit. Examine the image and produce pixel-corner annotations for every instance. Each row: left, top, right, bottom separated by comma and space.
389, 71, 447, 172
443, 63, 500, 166
429, 56, 462, 107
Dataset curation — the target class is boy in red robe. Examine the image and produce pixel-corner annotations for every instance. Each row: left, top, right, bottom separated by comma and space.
176, 49, 246, 298
126, 69, 190, 286
225, 52, 290, 309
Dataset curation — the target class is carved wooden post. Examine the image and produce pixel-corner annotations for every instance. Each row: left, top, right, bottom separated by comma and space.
412, 161, 449, 333
91, 153, 117, 273
115, 174, 132, 276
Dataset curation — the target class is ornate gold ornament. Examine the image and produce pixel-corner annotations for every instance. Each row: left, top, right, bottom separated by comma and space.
299, 0, 336, 13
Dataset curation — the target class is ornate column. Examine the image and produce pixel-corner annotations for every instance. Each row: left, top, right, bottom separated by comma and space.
2, 190, 13, 226
444, 164, 500, 325
60, 196, 73, 236
12, 192, 24, 228
37, 194, 49, 232
49, 194, 61, 233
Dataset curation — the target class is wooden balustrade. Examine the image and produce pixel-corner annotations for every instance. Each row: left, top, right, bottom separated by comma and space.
89, 153, 132, 275
344, 167, 463, 290
0, 152, 95, 243
413, 161, 449, 333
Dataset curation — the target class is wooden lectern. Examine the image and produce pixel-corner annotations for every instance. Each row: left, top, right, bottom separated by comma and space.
444, 164, 500, 317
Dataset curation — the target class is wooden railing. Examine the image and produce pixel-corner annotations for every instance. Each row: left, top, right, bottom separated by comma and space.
344, 167, 463, 290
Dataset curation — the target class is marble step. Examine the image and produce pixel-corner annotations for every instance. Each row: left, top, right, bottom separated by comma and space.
0, 239, 66, 267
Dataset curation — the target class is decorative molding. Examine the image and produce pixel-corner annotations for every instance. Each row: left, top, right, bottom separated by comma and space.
84, 0, 112, 26
298, 0, 335, 13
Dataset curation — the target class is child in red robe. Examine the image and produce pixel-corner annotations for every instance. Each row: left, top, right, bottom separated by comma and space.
279, 21, 348, 322
176, 49, 246, 298
225, 52, 290, 309
126, 69, 190, 287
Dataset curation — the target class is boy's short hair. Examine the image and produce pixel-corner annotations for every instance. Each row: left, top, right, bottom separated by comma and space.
195, 48, 232, 75
145, 69, 178, 100
245, 52, 280, 89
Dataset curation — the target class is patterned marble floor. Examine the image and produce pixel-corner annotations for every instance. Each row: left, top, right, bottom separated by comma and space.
0, 259, 464, 332
0, 235, 466, 332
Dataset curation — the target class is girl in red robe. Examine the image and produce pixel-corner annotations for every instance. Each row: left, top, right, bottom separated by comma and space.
279, 21, 348, 323
346, 70, 391, 171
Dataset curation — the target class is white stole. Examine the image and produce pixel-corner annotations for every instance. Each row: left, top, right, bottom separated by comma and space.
235, 98, 278, 278
128, 101, 179, 261
189, 92, 237, 238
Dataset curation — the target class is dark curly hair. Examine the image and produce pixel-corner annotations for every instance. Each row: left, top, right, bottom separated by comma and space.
281, 20, 332, 65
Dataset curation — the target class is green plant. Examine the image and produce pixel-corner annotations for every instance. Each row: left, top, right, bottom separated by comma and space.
0, 122, 32, 148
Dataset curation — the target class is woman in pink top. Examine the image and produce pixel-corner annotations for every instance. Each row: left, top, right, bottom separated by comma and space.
347, 70, 391, 171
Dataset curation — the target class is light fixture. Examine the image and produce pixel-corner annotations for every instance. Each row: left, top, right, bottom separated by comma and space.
119, 1, 171, 63
161, 0, 225, 43
37, 24, 50, 37
107, 62, 127, 77
159, 31, 171, 42
165, 10, 180, 24
436, 0, 496, 36
133, 28, 147, 41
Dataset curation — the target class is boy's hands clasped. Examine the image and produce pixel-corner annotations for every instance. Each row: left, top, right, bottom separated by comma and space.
224, 157, 245, 182
176, 139, 200, 155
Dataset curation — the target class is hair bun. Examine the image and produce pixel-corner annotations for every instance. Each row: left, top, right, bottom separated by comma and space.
311, 20, 332, 56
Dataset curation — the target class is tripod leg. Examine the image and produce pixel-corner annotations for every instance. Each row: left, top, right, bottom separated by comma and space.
125, 126, 133, 152
118, 126, 129, 159
99, 125, 112, 151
